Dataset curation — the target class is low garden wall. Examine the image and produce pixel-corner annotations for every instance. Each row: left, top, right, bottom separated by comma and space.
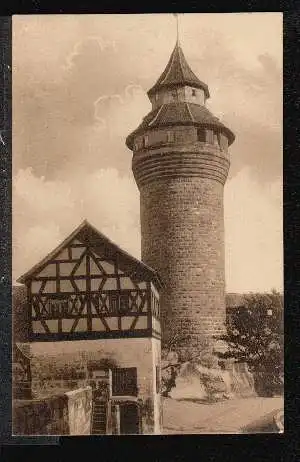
65, 387, 93, 435
13, 386, 92, 435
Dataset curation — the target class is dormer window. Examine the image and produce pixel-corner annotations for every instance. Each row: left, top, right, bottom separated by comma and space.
197, 128, 206, 142
192, 89, 196, 97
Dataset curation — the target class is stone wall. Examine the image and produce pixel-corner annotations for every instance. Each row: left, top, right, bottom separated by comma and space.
139, 175, 227, 352
13, 386, 92, 435
65, 387, 92, 435
13, 394, 69, 435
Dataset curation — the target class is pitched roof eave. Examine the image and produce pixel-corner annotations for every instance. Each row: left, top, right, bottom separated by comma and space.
17, 220, 163, 289
126, 102, 235, 149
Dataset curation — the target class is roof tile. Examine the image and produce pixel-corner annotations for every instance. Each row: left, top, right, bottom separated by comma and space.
126, 102, 235, 148
148, 42, 210, 99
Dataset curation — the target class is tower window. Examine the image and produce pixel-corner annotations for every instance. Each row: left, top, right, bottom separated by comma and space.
206, 130, 214, 144
217, 133, 221, 147
171, 89, 178, 100
192, 89, 196, 97
167, 131, 174, 142
197, 128, 206, 142
213, 133, 219, 146
143, 135, 149, 147
219, 134, 228, 151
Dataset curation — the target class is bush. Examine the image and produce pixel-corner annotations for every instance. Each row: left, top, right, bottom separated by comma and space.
216, 290, 284, 397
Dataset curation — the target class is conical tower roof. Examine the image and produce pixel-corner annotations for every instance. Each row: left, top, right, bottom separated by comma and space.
126, 102, 235, 149
147, 41, 210, 99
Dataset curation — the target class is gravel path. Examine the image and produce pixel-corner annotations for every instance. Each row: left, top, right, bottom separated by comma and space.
162, 396, 283, 434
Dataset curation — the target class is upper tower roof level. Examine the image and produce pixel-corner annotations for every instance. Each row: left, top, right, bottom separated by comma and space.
147, 41, 210, 100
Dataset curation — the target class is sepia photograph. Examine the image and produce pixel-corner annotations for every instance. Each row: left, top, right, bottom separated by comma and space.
11, 13, 283, 435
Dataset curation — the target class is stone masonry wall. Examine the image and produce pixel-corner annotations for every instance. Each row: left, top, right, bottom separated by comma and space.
13, 394, 69, 435
65, 387, 93, 435
12, 387, 92, 435
139, 176, 226, 352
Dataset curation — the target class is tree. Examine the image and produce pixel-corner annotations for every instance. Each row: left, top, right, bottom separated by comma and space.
161, 318, 213, 397
216, 290, 284, 397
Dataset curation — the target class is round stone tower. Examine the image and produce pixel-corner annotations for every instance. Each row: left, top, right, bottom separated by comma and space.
126, 41, 235, 355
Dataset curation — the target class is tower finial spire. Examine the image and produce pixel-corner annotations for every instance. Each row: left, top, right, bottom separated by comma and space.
173, 13, 180, 45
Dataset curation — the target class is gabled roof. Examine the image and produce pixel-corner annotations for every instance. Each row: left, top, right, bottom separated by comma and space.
148, 41, 210, 99
126, 102, 235, 149
17, 220, 163, 289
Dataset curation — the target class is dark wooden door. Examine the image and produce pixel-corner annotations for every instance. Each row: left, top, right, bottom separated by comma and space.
112, 367, 138, 396
120, 403, 140, 434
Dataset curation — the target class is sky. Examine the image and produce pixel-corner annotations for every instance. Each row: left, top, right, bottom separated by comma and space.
12, 13, 283, 293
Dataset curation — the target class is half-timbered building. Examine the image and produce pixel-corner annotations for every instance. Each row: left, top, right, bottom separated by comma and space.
17, 220, 163, 434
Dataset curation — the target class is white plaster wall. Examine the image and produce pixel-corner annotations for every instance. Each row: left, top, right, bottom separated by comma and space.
184, 86, 205, 105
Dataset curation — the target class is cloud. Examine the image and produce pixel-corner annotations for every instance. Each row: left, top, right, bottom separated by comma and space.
13, 16, 281, 183
13, 168, 140, 282
13, 165, 282, 293
224, 167, 283, 292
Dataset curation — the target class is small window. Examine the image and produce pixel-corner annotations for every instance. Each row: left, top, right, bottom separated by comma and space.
155, 93, 159, 101
192, 89, 196, 97
109, 293, 119, 314
207, 130, 214, 144
219, 134, 228, 152
171, 89, 178, 100
112, 367, 138, 396
108, 293, 130, 315
119, 293, 130, 314
197, 128, 206, 142
143, 135, 149, 148
167, 131, 174, 142
213, 133, 219, 146
156, 365, 161, 393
